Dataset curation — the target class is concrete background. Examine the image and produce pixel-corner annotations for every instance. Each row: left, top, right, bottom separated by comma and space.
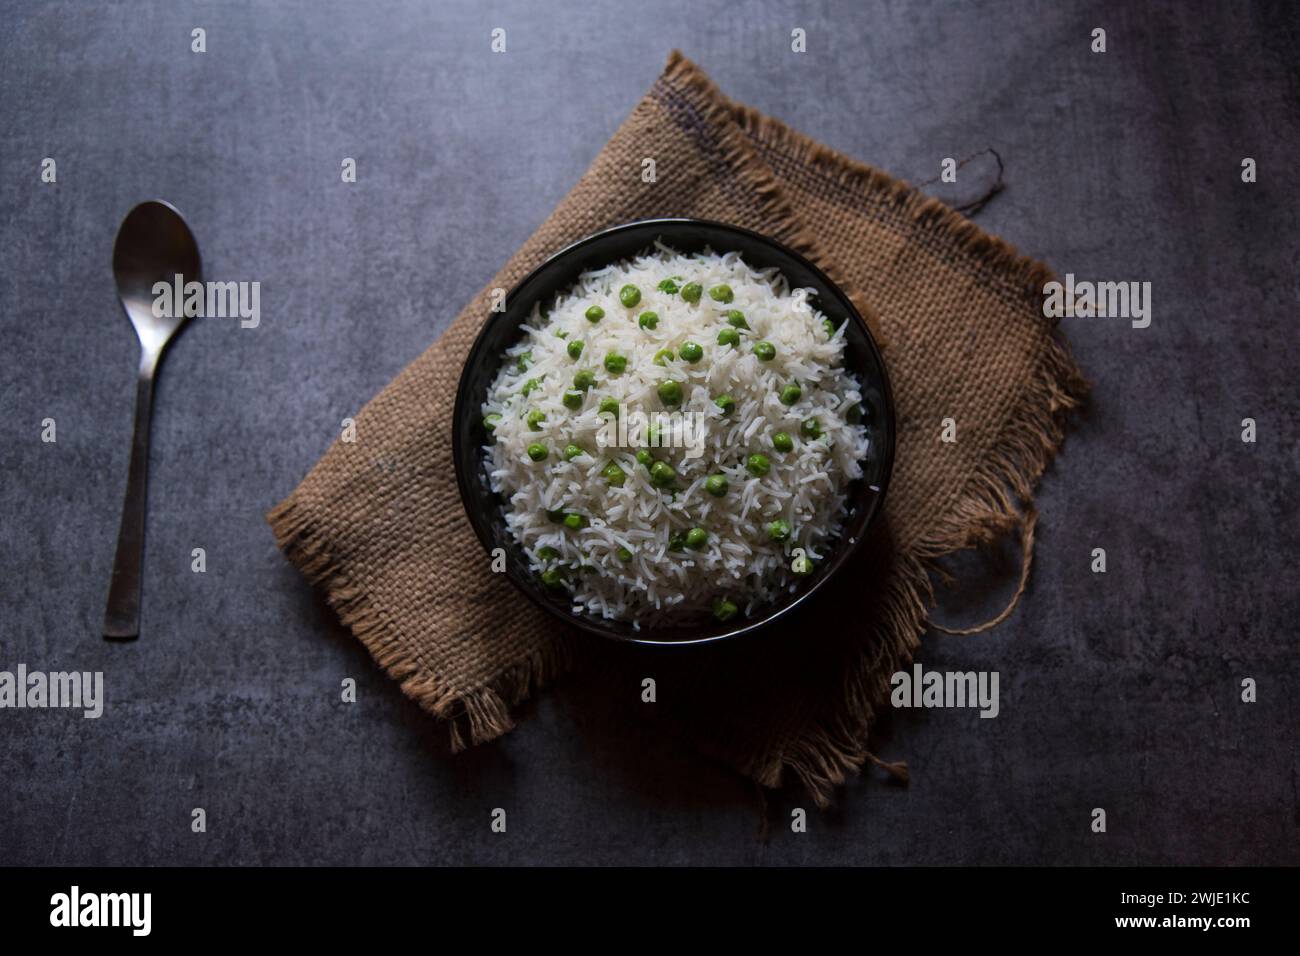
1, 0, 1296, 865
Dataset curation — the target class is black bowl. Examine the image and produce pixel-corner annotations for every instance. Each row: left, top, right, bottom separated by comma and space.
452, 218, 894, 646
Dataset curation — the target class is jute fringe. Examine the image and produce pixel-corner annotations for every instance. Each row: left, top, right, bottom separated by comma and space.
743, 324, 1086, 805
660, 51, 891, 348
266, 496, 574, 751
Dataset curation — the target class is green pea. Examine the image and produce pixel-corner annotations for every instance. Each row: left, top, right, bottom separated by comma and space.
680, 282, 703, 303
801, 418, 822, 440
656, 278, 679, 294
638, 311, 659, 330
772, 431, 794, 453
598, 397, 620, 416
712, 597, 739, 622
708, 284, 734, 303
604, 353, 627, 374
753, 341, 776, 361
567, 340, 584, 359
521, 377, 542, 396
653, 348, 674, 366
536, 546, 560, 560
616, 546, 634, 563
649, 460, 676, 488
705, 474, 729, 497
717, 327, 740, 347
574, 369, 596, 391
483, 412, 501, 432
526, 408, 546, 430
562, 390, 583, 410
563, 443, 585, 461
746, 453, 771, 477
635, 449, 653, 466
619, 284, 641, 308
554, 330, 568, 339
585, 305, 605, 323
726, 310, 749, 329
714, 394, 736, 415
540, 567, 565, 589
563, 513, 586, 530
679, 341, 703, 363
779, 383, 802, 406
527, 443, 548, 462
767, 519, 791, 541
657, 380, 683, 407
668, 532, 687, 552
822, 317, 836, 338
602, 461, 626, 486
685, 527, 708, 549
792, 554, 814, 576
646, 422, 662, 446
516, 350, 532, 372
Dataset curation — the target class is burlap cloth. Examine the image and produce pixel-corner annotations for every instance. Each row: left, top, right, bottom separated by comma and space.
268, 52, 1087, 805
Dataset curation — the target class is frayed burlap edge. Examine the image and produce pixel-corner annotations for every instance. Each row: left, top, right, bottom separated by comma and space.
266, 496, 574, 752
662, 51, 1090, 806
657, 52, 890, 348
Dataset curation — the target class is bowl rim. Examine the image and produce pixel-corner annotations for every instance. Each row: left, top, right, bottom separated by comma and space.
451, 217, 895, 646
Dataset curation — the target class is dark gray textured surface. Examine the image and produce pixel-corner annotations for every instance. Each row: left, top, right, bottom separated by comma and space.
2, 0, 1297, 866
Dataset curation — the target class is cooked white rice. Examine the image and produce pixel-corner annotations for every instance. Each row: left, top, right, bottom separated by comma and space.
480, 243, 870, 626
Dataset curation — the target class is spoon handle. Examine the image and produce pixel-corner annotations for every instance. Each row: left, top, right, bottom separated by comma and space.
103, 356, 157, 640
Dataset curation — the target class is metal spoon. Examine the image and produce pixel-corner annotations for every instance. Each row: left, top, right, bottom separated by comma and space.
103, 200, 201, 641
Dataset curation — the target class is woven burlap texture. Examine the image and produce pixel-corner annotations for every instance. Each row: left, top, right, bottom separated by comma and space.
268, 52, 1088, 805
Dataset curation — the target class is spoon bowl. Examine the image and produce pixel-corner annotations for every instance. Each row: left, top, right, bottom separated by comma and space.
113, 200, 201, 357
